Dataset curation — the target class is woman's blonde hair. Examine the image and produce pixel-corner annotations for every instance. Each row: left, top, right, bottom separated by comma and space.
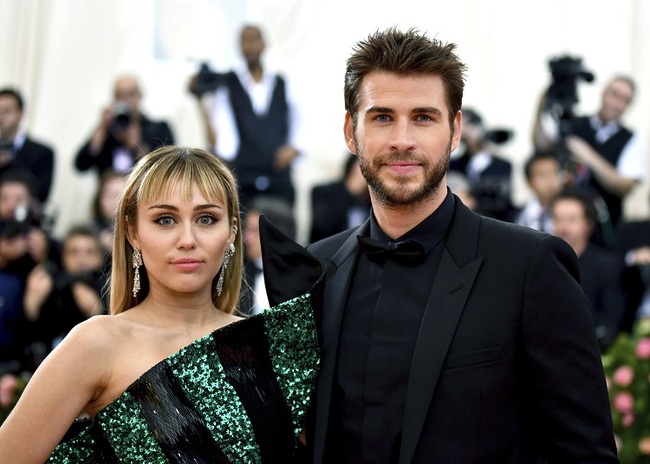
109, 146, 243, 315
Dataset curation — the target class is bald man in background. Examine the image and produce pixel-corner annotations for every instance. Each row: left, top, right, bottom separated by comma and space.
74, 74, 175, 176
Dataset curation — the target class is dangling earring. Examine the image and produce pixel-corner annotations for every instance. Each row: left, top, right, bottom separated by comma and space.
132, 248, 142, 298
216, 243, 235, 297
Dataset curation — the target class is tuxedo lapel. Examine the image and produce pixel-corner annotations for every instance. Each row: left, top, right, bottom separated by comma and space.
313, 223, 367, 464
399, 201, 483, 464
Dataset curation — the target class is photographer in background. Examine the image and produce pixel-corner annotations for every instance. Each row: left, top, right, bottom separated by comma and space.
533, 69, 646, 231
449, 107, 516, 221
188, 24, 304, 211
551, 188, 628, 351
0, 228, 28, 374
0, 170, 61, 373
0, 170, 60, 282
0, 88, 55, 204
74, 74, 175, 176
23, 225, 105, 358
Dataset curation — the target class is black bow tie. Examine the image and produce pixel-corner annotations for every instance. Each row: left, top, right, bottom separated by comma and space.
357, 235, 425, 265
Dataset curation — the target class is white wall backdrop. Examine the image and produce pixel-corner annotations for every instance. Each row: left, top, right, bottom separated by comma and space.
1, 0, 649, 242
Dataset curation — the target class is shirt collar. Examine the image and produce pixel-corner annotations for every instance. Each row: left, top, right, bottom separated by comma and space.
368, 188, 456, 254
590, 115, 620, 143
13, 130, 26, 152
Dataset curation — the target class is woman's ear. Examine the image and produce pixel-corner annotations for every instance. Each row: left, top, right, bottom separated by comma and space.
126, 217, 139, 250
230, 218, 239, 244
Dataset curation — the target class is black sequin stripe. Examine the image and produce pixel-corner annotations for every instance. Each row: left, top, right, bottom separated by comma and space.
129, 362, 231, 463
51, 417, 121, 463
213, 316, 295, 463
85, 421, 121, 463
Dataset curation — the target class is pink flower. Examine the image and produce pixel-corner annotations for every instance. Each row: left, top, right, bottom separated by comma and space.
614, 392, 635, 414
640, 437, 650, 455
0, 374, 18, 407
636, 337, 650, 359
613, 366, 635, 387
622, 413, 636, 428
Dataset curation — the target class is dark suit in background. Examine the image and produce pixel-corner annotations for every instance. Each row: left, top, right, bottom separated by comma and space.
0, 136, 55, 204
578, 243, 628, 349
74, 115, 174, 176
615, 218, 650, 332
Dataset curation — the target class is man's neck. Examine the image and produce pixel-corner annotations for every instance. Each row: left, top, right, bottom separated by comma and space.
0, 128, 18, 142
572, 240, 588, 257
247, 63, 264, 83
371, 188, 447, 239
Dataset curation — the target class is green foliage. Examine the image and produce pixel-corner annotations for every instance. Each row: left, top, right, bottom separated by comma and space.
602, 318, 650, 463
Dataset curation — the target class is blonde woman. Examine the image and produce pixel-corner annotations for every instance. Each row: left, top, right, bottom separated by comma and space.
0, 146, 323, 463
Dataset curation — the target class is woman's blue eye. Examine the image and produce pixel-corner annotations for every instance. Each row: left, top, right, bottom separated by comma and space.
198, 214, 216, 225
155, 215, 175, 226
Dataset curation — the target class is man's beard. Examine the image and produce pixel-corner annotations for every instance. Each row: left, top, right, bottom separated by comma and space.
355, 138, 451, 207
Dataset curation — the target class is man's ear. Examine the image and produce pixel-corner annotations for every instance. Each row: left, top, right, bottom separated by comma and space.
344, 112, 356, 154
450, 110, 462, 153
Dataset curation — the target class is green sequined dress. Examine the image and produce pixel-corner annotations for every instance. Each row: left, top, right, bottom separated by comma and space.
48, 217, 324, 464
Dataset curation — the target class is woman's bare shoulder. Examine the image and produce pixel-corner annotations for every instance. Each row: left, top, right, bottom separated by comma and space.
52, 314, 144, 378
60, 314, 127, 352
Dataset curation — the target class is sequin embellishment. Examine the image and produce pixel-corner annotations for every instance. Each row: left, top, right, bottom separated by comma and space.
47, 290, 320, 464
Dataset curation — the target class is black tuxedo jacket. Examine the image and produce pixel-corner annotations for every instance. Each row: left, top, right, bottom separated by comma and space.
0, 136, 55, 203
307, 196, 617, 463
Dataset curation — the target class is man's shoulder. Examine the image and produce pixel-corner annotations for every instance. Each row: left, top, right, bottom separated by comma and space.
21, 136, 54, 155
473, 214, 558, 252
307, 227, 356, 255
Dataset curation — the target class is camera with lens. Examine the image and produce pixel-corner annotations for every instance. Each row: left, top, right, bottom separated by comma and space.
485, 128, 513, 145
544, 55, 595, 135
542, 55, 595, 170
111, 101, 133, 129
42, 260, 99, 292
189, 62, 227, 97
0, 203, 43, 239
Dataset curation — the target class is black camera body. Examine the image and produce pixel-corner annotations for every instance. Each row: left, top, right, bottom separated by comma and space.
485, 128, 513, 145
544, 55, 595, 170
0, 203, 43, 239
42, 260, 99, 292
111, 102, 133, 129
190, 63, 227, 97
545, 55, 595, 132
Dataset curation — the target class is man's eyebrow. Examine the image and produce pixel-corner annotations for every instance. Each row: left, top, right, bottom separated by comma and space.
365, 106, 443, 116
366, 106, 394, 115
412, 106, 443, 116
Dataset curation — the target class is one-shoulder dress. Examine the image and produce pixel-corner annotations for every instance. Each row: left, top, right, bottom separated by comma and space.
48, 216, 324, 464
